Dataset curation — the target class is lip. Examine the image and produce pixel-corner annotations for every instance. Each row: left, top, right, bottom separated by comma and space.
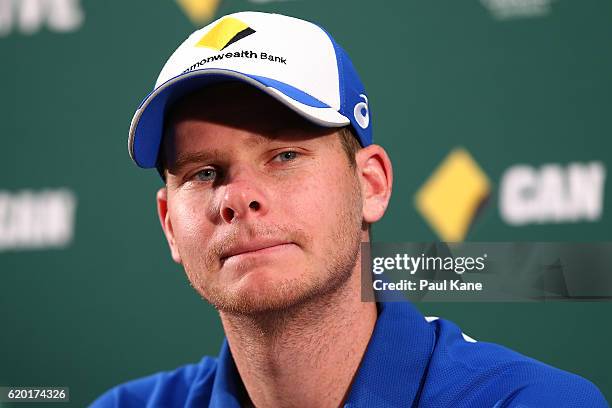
221, 240, 295, 263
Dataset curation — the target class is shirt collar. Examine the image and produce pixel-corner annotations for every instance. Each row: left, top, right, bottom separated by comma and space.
343, 301, 435, 407
209, 301, 435, 408
209, 340, 244, 408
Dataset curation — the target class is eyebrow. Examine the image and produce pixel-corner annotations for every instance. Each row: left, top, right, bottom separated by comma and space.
169, 150, 227, 174
167, 132, 309, 174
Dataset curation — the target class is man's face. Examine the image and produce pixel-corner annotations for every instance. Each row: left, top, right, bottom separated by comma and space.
159, 83, 367, 315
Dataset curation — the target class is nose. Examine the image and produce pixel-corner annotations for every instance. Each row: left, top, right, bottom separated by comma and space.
219, 168, 268, 223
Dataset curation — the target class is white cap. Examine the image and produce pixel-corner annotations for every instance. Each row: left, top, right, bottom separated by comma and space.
128, 11, 372, 168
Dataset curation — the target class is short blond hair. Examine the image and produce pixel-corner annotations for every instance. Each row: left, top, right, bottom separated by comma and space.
337, 126, 362, 168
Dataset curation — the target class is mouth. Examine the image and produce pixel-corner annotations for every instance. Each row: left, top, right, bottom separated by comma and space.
220, 241, 296, 264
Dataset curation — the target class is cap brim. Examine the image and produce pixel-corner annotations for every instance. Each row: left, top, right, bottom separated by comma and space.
128, 68, 351, 168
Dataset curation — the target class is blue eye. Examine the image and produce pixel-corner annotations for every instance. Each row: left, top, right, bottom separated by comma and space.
277, 151, 298, 162
195, 168, 217, 182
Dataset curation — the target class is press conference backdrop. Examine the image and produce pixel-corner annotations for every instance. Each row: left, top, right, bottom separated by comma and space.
1, 0, 611, 406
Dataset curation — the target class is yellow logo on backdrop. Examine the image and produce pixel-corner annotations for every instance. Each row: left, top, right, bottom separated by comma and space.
175, 0, 221, 25
195, 17, 255, 50
415, 148, 491, 242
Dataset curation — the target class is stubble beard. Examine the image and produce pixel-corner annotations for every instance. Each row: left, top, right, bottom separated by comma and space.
181, 171, 364, 318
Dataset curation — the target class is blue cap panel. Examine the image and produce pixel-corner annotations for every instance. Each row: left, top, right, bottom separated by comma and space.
249, 74, 330, 108
316, 25, 373, 147
133, 91, 167, 168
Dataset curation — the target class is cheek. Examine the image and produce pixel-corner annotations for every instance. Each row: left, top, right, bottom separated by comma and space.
169, 193, 216, 248
272, 164, 332, 220
278, 163, 360, 242
282, 177, 325, 219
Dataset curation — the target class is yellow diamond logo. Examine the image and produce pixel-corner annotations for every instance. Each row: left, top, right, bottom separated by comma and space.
175, 0, 221, 25
195, 16, 254, 50
415, 148, 491, 242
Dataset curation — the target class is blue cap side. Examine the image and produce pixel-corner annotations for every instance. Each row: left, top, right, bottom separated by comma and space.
317, 25, 373, 146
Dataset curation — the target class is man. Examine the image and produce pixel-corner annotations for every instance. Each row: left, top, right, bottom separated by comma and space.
91, 11, 608, 408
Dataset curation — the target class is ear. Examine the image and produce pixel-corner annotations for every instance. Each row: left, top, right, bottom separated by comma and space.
156, 187, 182, 264
355, 144, 393, 223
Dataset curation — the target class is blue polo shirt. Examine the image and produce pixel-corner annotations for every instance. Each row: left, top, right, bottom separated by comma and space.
90, 301, 608, 407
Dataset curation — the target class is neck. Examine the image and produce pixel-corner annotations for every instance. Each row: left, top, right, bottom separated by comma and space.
219, 267, 377, 408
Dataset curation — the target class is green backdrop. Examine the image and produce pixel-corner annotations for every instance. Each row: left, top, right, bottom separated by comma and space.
1, 1, 611, 406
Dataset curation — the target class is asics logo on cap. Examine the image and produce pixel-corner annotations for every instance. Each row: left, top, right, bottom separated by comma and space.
354, 94, 369, 129
195, 17, 255, 51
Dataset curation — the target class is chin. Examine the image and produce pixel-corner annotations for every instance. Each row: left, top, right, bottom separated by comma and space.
187, 250, 358, 316
205, 272, 326, 316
